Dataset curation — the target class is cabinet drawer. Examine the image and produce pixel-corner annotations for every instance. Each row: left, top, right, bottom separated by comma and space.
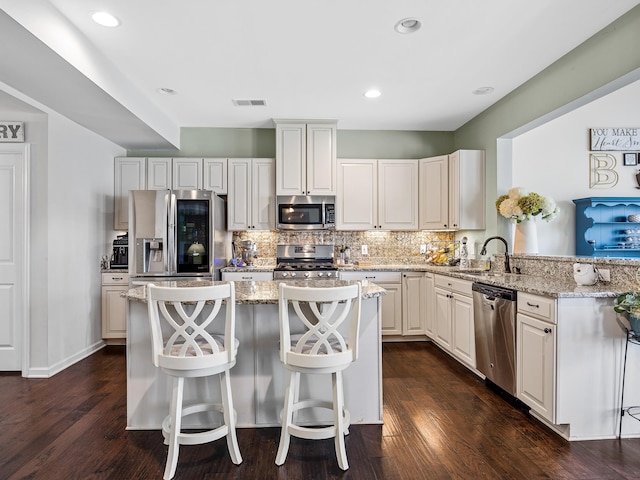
518, 292, 555, 323
222, 271, 273, 281
340, 271, 402, 283
102, 272, 130, 285
434, 274, 472, 296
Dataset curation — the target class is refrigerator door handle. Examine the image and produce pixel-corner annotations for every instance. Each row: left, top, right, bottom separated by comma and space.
167, 191, 176, 275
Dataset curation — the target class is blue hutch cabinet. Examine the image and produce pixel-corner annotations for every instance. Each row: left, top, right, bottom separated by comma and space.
573, 197, 640, 257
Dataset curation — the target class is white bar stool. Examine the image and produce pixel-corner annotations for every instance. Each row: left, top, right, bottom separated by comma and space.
146, 282, 242, 480
275, 282, 362, 470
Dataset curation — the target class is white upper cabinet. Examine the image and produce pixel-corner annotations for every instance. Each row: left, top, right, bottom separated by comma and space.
227, 158, 275, 231
336, 159, 377, 230
336, 159, 418, 230
275, 120, 337, 196
203, 158, 228, 194
114, 157, 146, 231
147, 157, 171, 190
378, 160, 419, 230
172, 157, 202, 190
419, 155, 449, 230
419, 150, 485, 230
449, 150, 485, 230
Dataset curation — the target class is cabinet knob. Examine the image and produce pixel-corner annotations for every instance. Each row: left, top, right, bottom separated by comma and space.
544, 327, 552, 334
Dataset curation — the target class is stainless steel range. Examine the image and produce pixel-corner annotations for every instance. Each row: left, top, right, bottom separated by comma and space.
273, 244, 338, 280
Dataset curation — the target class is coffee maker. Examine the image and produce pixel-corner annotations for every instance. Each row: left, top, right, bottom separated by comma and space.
110, 234, 129, 269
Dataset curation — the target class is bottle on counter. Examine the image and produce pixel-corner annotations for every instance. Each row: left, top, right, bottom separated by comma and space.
459, 236, 469, 269
344, 246, 350, 264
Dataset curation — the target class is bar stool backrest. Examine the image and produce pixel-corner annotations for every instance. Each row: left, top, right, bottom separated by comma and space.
278, 282, 362, 371
147, 283, 236, 373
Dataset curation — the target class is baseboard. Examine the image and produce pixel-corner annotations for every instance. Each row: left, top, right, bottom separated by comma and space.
26, 340, 106, 378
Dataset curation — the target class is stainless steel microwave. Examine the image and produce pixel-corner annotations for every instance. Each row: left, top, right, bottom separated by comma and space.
276, 196, 336, 230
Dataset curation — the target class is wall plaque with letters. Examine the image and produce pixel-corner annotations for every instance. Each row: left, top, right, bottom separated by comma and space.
590, 128, 640, 151
0, 121, 24, 142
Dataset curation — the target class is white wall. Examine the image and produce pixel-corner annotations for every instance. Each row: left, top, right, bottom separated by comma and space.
511, 80, 640, 256
45, 111, 124, 374
0, 83, 125, 376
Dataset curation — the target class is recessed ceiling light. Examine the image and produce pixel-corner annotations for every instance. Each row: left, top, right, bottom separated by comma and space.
91, 11, 120, 27
394, 18, 421, 34
364, 89, 381, 99
473, 87, 494, 95
157, 87, 178, 95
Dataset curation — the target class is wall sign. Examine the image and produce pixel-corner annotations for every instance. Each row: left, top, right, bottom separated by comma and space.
0, 121, 24, 142
590, 128, 640, 151
589, 153, 618, 188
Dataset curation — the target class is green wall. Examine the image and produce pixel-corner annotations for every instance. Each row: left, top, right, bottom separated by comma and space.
453, 5, 640, 236
130, 128, 453, 160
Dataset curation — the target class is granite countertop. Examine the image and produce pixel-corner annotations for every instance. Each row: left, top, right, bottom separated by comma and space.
127, 279, 386, 305
220, 263, 622, 298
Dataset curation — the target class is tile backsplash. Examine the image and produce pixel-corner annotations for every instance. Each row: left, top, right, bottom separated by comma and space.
231, 230, 454, 265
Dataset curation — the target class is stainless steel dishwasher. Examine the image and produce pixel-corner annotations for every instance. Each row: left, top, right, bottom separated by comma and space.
472, 282, 517, 396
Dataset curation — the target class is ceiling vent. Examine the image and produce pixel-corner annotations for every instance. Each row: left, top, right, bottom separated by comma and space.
232, 99, 267, 106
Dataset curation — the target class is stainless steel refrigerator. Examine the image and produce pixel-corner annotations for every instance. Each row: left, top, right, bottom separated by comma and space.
128, 190, 231, 280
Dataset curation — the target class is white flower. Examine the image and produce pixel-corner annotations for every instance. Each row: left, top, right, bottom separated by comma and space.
496, 187, 558, 223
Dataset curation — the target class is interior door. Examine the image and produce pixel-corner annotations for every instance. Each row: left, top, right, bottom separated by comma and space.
0, 144, 28, 372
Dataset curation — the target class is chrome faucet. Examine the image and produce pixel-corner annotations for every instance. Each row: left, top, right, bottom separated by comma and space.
480, 236, 511, 273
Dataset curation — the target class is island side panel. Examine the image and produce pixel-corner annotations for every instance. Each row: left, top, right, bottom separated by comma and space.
126, 300, 256, 429
254, 296, 383, 426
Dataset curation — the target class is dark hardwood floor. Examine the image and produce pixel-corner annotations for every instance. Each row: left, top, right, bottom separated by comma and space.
2, 342, 640, 479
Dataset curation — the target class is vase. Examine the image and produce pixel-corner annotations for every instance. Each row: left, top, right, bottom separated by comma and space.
514, 220, 538, 254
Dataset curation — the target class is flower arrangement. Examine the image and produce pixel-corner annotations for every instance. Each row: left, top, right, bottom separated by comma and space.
614, 290, 640, 334
495, 187, 559, 223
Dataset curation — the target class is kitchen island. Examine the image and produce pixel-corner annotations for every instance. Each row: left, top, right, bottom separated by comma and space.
126, 279, 385, 430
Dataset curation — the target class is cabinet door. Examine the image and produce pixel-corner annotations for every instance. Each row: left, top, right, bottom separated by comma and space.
336, 159, 377, 230
434, 287, 453, 350
147, 157, 171, 190
306, 123, 336, 195
517, 313, 556, 422
276, 123, 306, 195
227, 159, 251, 230
102, 285, 127, 339
251, 158, 275, 230
203, 158, 227, 194
424, 273, 435, 338
419, 155, 449, 229
114, 157, 146, 230
451, 293, 475, 367
379, 282, 402, 336
172, 158, 203, 190
451, 150, 485, 230
378, 160, 419, 230
402, 272, 426, 335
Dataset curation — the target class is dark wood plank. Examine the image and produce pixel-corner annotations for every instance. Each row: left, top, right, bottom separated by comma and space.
2, 343, 640, 479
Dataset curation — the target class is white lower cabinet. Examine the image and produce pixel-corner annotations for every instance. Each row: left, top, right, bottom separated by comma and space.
433, 275, 475, 367
340, 271, 402, 336
424, 272, 436, 338
101, 272, 129, 343
517, 293, 556, 423
222, 271, 273, 281
402, 272, 426, 335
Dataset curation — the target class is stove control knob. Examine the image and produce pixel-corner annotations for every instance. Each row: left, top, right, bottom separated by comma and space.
291, 272, 297, 278
317, 272, 324, 277
326, 272, 333, 277
304, 272, 311, 278
281, 272, 289, 278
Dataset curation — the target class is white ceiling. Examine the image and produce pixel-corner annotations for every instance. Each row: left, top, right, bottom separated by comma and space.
1, 0, 639, 149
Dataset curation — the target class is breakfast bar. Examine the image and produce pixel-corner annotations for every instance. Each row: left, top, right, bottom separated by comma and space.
126, 279, 385, 430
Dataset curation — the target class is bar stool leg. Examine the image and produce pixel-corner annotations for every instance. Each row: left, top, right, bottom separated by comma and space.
165, 376, 184, 480
275, 370, 297, 465
221, 370, 242, 464
333, 371, 348, 470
